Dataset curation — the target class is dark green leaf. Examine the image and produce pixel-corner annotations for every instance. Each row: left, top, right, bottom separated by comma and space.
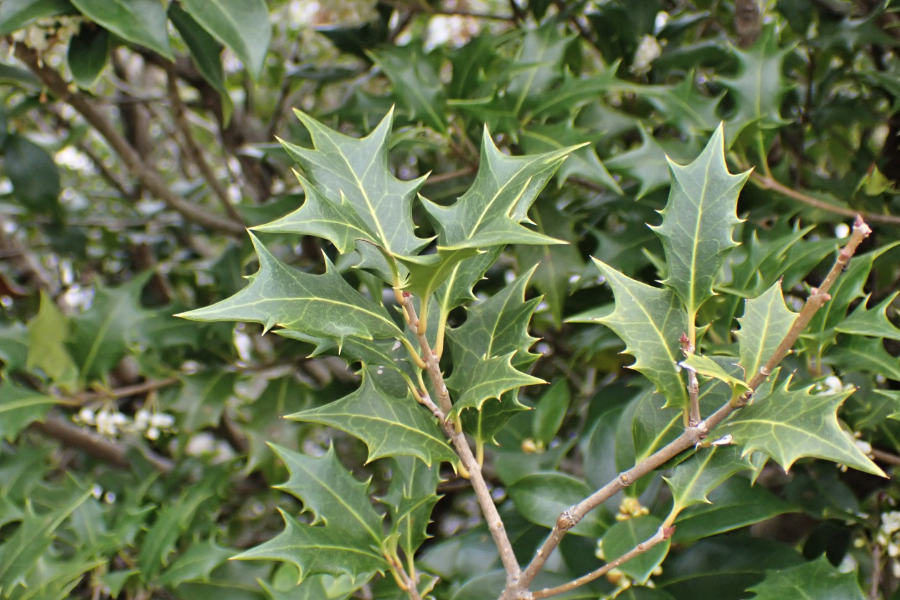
736, 282, 797, 381
0, 0, 71, 36
747, 556, 865, 600
665, 445, 755, 516
26, 291, 78, 390
70, 0, 172, 59
157, 538, 234, 587
67, 23, 109, 88
601, 516, 670, 584
2, 134, 60, 213
0, 383, 56, 442
835, 292, 900, 341
508, 472, 607, 537
180, 0, 271, 79
532, 380, 570, 447
369, 43, 447, 132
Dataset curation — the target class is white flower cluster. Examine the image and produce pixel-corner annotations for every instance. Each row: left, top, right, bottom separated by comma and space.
877, 511, 900, 577
286, 0, 379, 28
10, 16, 80, 53
76, 406, 175, 440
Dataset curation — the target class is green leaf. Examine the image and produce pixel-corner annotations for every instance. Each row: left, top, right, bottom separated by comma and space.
369, 43, 447, 133
422, 131, 579, 251
382, 456, 441, 560
288, 370, 455, 467
605, 127, 672, 199
70, 0, 172, 60
721, 373, 884, 476
274, 109, 429, 279
180, 0, 270, 80
827, 336, 900, 382
68, 273, 152, 383
177, 233, 402, 344
0, 383, 56, 442
240, 375, 308, 475
26, 292, 78, 391
0, 323, 29, 373
67, 23, 109, 88
736, 282, 797, 381
168, 5, 232, 125
601, 516, 670, 584
270, 445, 384, 545
445, 270, 544, 419
651, 124, 749, 321
395, 246, 481, 302
508, 473, 607, 537
641, 76, 724, 137
237, 509, 387, 585
835, 292, 900, 341
747, 556, 865, 600
664, 445, 755, 516
0, 0, 71, 36
680, 354, 749, 392
508, 24, 574, 115
532, 380, 570, 447
172, 370, 237, 430
2, 134, 60, 213
591, 258, 689, 409
157, 538, 234, 587
721, 27, 792, 139
520, 125, 622, 193
673, 476, 796, 543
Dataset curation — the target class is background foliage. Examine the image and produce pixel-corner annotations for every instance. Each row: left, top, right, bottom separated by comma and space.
2, 0, 900, 599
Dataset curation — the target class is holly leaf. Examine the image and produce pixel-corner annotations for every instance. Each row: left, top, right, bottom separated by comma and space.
721, 373, 884, 476
275, 109, 429, 279
736, 281, 797, 381
508, 473, 607, 537
179, 0, 271, 80
605, 127, 672, 198
721, 27, 792, 140
68, 273, 152, 384
827, 336, 900, 382
270, 444, 384, 545
26, 292, 78, 391
288, 370, 455, 467
236, 509, 387, 585
664, 445, 755, 517
591, 258, 689, 409
172, 370, 237, 431
680, 354, 749, 393
835, 292, 900, 341
446, 269, 544, 418
177, 233, 402, 344
381, 456, 442, 560
0, 383, 56, 442
395, 246, 480, 302
747, 556, 865, 600
642, 76, 724, 137
651, 124, 749, 321
422, 131, 579, 251
369, 42, 447, 133
157, 537, 234, 587
70, 0, 172, 60
507, 23, 575, 115
520, 125, 622, 193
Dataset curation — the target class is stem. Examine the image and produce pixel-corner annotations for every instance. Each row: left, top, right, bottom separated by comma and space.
505, 217, 872, 599
529, 526, 674, 599
751, 172, 900, 227
400, 294, 522, 584
680, 333, 701, 427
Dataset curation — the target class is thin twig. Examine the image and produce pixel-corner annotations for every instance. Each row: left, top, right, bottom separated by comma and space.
506, 218, 873, 599
62, 377, 179, 406
0, 214, 57, 294
400, 293, 522, 585
751, 172, 900, 226
530, 526, 674, 599
164, 68, 243, 223
872, 448, 900, 466
14, 43, 244, 237
422, 166, 476, 186
680, 333, 701, 427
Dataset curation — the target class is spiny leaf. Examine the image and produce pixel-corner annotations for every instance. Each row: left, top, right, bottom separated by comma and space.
270, 444, 384, 545
26, 292, 78, 391
721, 27, 792, 140
835, 292, 900, 341
721, 373, 884, 476
736, 281, 797, 381
665, 445, 755, 516
747, 556, 865, 600
278, 108, 430, 278
507, 23, 575, 115
381, 456, 442, 560
177, 233, 402, 343
422, 131, 579, 251
235, 508, 387, 585
520, 125, 622, 193
828, 336, 900, 382
642, 76, 725, 137
651, 124, 749, 321
254, 174, 378, 254
395, 246, 481, 301
369, 42, 447, 132
0, 383, 56, 442
288, 370, 455, 467
605, 128, 673, 198
508, 473, 607, 537
446, 269, 543, 419
680, 354, 749, 392
591, 258, 689, 409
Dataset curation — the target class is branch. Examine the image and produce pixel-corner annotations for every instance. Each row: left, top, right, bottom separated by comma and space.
13, 43, 245, 238
529, 526, 674, 599
506, 218, 873, 598
0, 214, 57, 294
680, 334, 701, 427
751, 172, 900, 227
30, 415, 173, 473
400, 293, 522, 584
164, 68, 244, 224
61, 377, 179, 406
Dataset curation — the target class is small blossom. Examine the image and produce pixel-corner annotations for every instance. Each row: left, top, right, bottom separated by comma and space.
631, 35, 661, 75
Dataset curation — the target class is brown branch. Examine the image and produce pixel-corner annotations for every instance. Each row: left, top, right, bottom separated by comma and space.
0, 215, 57, 294
871, 447, 900, 466
164, 69, 244, 224
30, 415, 173, 473
422, 166, 476, 186
735, 0, 762, 48
751, 172, 900, 226
530, 526, 673, 599
14, 43, 245, 238
680, 333, 701, 427
400, 293, 522, 584
63, 377, 179, 406
506, 218, 873, 598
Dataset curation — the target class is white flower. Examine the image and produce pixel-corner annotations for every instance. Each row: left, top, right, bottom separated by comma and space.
134, 409, 151, 430
631, 35, 661, 75
834, 223, 850, 238
822, 375, 843, 394
78, 407, 95, 425
150, 413, 175, 429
